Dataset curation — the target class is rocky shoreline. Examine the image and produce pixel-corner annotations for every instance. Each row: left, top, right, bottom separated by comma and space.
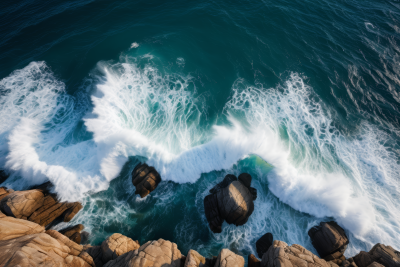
0, 165, 399, 267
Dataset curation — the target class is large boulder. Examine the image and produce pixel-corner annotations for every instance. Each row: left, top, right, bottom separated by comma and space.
103, 238, 183, 267
308, 221, 349, 258
185, 249, 207, 267
215, 248, 245, 267
257, 233, 274, 258
261, 240, 339, 267
0, 213, 45, 240
60, 224, 85, 244
101, 233, 140, 263
0, 232, 93, 267
0, 189, 45, 219
352, 243, 400, 267
204, 174, 257, 233
132, 163, 162, 198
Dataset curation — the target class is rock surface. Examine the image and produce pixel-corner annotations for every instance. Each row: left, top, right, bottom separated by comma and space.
248, 254, 261, 267
261, 240, 339, 267
0, 187, 14, 201
185, 249, 206, 267
0, 189, 45, 219
352, 243, 400, 267
103, 238, 182, 267
308, 221, 349, 258
101, 233, 140, 263
204, 174, 257, 233
0, 213, 45, 240
132, 163, 162, 198
256, 233, 273, 258
60, 224, 85, 244
215, 248, 245, 267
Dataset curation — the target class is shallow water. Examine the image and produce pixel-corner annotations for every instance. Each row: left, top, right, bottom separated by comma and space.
1, 0, 400, 262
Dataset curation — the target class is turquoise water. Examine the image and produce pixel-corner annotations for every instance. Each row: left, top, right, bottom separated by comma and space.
1, 0, 400, 262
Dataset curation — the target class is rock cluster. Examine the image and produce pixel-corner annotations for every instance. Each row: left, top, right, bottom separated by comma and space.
132, 163, 162, 198
344, 243, 400, 267
0, 184, 82, 228
59, 224, 85, 244
204, 173, 257, 233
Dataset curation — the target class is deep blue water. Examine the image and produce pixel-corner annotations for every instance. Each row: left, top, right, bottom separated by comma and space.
1, 0, 400, 262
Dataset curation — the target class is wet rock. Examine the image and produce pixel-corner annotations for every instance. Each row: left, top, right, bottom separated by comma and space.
261, 240, 339, 267
204, 174, 257, 233
103, 238, 183, 267
0, 170, 8, 184
0, 232, 92, 267
353, 243, 400, 267
248, 254, 261, 267
0, 189, 45, 219
60, 224, 85, 244
132, 163, 162, 198
256, 232, 273, 258
185, 249, 206, 267
215, 248, 245, 267
101, 233, 140, 263
81, 231, 90, 244
0, 213, 45, 240
308, 221, 349, 258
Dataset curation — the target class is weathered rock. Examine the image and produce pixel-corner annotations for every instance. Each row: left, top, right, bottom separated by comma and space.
103, 238, 182, 267
101, 233, 140, 263
353, 243, 400, 267
46, 229, 85, 256
324, 251, 346, 265
249, 254, 261, 267
132, 163, 162, 198
28, 193, 82, 227
367, 263, 385, 267
215, 248, 245, 267
256, 233, 273, 258
261, 240, 339, 267
60, 224, 85, 244
0, 232, 92, 267
0, 213, 45, 240
0, 189, 45, 219
185, 249, 206, 267
81, 231, 90, 244
204, 174, 257, 233
308, 221, 349, 258
0, 187, 13, 201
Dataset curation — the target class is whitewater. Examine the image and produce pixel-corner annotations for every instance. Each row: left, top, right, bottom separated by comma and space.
0, 56, 400, 256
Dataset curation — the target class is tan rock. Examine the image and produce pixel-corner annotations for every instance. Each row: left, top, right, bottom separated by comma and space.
261, 240, 338, 267
132, 163, 162, 198
184, 249, 206, 267
0, 214, 45, 240
46, 229, 84, 256
103, 238, 182, 267
101, 233, 140, 263
0, 189, 44, 219
60, 224, 85, 244
0, 187, 13, 201
0, 232, 91, 267
215, 248, 245, 267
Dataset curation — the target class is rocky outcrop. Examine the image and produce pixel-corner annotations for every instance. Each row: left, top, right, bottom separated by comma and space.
60, 224, 85, 244
101, 233, 140, 263
204, 174, 257, 233
349, 243, 400, 267
0, 187, 13, 201
248, 254, 261, 267
324, 251, 346, 266
261, 240, 339, 267
215, 248, 245, 267
308, 221, 349, 258
257, 233, 273, 258
132, 163, 162, 198
0, 189, 45, 219
103, 238, 183, 267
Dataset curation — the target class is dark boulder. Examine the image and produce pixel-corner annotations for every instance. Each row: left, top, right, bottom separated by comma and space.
256, 232, 273, 258
353, 243, 400, 267
132, 163, 162, 198
59, 223, 85, 244
248, 254, 261, 267
0, 170, 8, 184
308, 221, 349, 258
204, 174, 257, 233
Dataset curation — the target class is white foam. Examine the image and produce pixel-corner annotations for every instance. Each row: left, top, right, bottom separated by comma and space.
130, 42, 139, 49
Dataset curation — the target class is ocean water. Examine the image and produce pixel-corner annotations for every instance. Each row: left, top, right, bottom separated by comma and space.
1, 0, 400, 262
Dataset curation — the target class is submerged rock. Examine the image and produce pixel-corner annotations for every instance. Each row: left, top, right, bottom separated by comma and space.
261, 240, 339, 267
308, 221, 349, 258
256, 232, 273, 258
132, 163, 162, 198
0, 170, 8, 184
204, 174, 257, 233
